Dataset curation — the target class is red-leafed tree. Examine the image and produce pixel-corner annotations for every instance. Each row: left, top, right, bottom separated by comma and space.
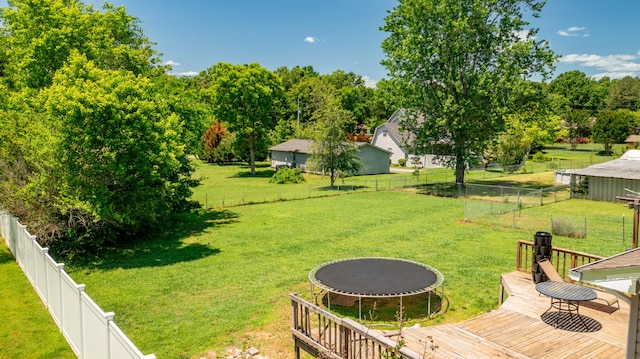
202, 121, 231, 163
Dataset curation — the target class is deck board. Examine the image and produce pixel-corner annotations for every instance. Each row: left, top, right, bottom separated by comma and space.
380, 271, 629, 358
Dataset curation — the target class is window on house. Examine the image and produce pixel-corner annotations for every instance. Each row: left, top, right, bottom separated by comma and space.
383, 130, 387, 137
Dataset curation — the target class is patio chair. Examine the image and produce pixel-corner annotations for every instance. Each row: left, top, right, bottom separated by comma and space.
537, 258, 619, 309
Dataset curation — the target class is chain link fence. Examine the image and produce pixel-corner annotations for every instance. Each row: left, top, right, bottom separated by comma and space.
463, 183, 633, 245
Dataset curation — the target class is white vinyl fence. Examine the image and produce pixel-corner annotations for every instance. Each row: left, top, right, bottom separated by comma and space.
0, 211, 155, 359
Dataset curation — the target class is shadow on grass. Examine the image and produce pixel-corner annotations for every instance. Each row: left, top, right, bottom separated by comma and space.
0, 248, 14, 265
88, 209, 238, 270
471, 179, 558, 189
315, 184, 368, 192
231, 168, 275, 178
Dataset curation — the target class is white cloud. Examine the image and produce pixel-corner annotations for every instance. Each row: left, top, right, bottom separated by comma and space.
304, 36, 318, 43
164, 60, 180, 67
557, 26, 589, 37
560, 53, 640, 79
515, 30, 533, 41
173, 71, 198, 77
361, 75, 377, 88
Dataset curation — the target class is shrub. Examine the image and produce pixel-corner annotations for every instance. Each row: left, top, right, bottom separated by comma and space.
398, 158, 407, 167
269, 167, 305, 184
531, 152, 549, 163
551, 218, 586, 238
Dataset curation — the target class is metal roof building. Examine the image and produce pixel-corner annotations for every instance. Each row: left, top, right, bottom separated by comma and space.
571, 150, 640, 201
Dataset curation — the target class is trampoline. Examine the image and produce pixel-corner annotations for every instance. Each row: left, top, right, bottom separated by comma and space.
309, 257, 444, 318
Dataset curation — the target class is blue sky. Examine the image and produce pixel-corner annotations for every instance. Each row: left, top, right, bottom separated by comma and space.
3, 1, 640, 86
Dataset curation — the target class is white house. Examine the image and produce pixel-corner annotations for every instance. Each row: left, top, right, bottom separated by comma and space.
268, 139, 391, 175
371, 109, 448, 168
569, 248, 640, 358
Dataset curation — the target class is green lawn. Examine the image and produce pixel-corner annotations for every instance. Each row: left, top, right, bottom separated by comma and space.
63, 191, 626, 358
2, 144, 632, 358
0, 244, 76, 359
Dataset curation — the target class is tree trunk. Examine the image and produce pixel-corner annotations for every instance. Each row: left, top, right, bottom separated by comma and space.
248, 133, 256, 174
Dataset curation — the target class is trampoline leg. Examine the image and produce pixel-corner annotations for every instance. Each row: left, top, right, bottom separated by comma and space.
358, 297, 362, 320
428, 291, 431, 316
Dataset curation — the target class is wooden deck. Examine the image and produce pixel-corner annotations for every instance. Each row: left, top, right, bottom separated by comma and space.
380, 271, 629, 358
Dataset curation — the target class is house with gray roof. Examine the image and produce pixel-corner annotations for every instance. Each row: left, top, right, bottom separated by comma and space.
371, 109, 449, 168
570, 150, 640, 201
269, 139, 391, 175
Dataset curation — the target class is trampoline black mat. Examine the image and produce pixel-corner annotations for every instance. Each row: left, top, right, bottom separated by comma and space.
310, 258, 442, 297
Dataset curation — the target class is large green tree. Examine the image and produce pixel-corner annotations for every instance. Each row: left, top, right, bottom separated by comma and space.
38, 54, 198, 256
592, 109, 636, 154
548, 70, 606, 113
381, 0, 555, 185
0, 0, 200, 258
564, 109, 592, 151
307, 102, 363, 187
1, 0, 160, 89
607, 76, 640, 110
202, 62, 284, 174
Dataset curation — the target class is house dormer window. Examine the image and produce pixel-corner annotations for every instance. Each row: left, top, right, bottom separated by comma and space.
383, 130, 387, 137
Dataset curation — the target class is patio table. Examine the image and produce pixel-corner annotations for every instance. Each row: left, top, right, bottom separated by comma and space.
535, 281, 596, 329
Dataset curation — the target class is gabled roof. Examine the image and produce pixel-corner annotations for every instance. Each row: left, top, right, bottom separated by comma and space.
569, 247, 640, 295
268, 139, 314, 154
269, 139, 391, 155
373, 109, 426, 147
572, 150, 640, 180
355, 142, 392, 154
625, 135, 640, 143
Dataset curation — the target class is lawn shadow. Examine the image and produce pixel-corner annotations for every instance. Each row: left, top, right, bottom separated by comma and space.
88, 209, 238, 270
471, 179, 556, 189
231, 168, 275, 178
314, 184, 368, 191
0, 247, 14, 265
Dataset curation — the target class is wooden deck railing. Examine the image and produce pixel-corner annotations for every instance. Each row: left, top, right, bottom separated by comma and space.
290, 293, 423, 359
516, 240, 604, 280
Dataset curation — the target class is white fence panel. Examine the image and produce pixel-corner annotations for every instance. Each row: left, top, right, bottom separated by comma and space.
109, 322, 155, 359
61, 271, 85, 357
0, 212, 155, 359
45, 255, 64, 327
33, 241, 49, 302
81, 293, 113, 359
15, 223, 28, 272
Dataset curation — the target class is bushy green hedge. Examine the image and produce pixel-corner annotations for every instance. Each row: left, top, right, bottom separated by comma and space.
269, 168, 306, 184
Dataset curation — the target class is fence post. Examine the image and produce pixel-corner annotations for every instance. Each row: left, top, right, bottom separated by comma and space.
540, 189, 543, 206
376, 178, 378, 191
205, 193, 208, 209
308, 184, 311, 198
242, 189, 245, 205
